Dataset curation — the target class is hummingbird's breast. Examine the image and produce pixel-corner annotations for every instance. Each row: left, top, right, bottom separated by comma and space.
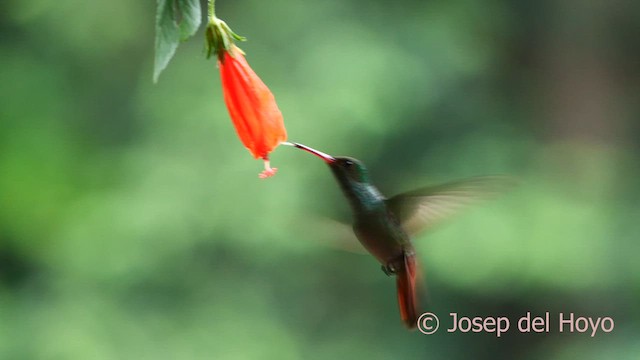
352, 207, 412, 266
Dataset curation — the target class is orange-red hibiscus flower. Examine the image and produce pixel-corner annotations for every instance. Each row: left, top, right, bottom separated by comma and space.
218, 45, 287, 178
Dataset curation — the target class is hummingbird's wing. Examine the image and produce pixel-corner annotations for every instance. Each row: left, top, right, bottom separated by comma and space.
385, 176, 516, 237
294, 216, 368, 254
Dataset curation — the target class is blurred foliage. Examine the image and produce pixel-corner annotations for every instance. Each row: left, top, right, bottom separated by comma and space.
1, 0, 639, 359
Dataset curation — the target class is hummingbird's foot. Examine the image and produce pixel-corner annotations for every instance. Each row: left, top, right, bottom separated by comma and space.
381, 256, 405, 276
381, 265, 393, 276
381, 263, 398, 276
259, 159, 278, 179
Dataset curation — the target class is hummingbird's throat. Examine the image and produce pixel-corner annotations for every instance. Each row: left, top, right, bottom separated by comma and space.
283, 142, 335, 163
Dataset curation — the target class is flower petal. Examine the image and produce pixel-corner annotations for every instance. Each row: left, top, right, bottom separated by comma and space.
219, 47, 287, 160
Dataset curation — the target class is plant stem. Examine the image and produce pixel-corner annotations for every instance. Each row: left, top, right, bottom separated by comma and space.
208, 0, 216, 23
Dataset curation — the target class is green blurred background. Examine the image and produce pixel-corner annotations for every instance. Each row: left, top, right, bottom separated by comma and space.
2, 0, 639, 359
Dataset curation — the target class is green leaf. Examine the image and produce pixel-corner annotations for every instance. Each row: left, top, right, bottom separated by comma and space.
177, 0, 201, 40
153, 0, 202, 83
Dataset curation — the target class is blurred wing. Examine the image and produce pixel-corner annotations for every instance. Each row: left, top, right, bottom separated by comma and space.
385, 176, 516, 237
298, 216, 367, 255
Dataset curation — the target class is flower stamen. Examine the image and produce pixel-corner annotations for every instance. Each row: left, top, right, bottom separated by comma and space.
259, 158, 278, 179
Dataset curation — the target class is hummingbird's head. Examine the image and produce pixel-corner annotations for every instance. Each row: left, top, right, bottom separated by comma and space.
329, 157, 370, 184
287, 143, 370, 184
288, 142, 380, 211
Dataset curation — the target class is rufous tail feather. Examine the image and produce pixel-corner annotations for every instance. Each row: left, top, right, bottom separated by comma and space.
396, 252, 419, 329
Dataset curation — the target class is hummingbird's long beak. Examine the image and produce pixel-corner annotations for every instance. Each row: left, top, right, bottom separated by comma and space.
283, 142, 336, 163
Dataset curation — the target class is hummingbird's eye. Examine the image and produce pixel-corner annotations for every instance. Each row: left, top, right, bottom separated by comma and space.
344, 160, 353, 167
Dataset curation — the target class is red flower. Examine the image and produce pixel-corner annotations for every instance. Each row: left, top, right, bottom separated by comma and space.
218, 46, 287, 178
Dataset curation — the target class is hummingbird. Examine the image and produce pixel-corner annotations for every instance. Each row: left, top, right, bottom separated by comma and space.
286, 142, 513, 329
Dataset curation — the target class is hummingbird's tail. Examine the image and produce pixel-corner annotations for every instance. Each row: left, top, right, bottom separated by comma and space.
396, 252, 419, 329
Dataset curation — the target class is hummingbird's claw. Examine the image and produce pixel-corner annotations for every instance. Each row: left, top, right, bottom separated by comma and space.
381, 262, 399, 276
381, 256, 405, 276
381, 265, 394, 276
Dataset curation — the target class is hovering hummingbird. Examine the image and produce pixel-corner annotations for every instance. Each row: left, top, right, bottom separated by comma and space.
286, 142, 513, 329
